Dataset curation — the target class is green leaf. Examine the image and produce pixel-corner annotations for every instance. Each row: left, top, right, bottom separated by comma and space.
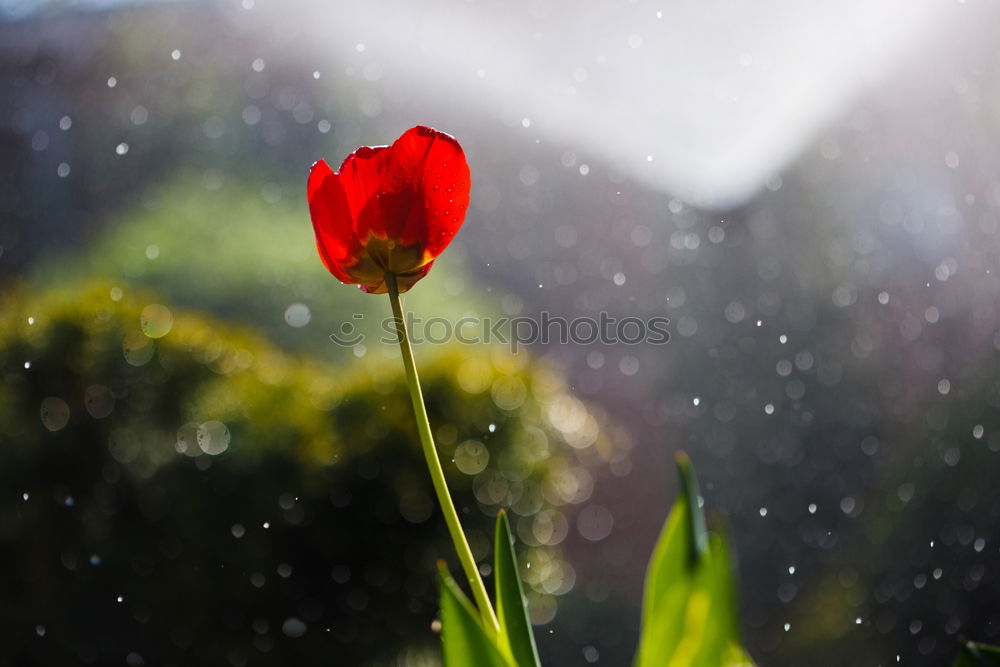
494, 510, 542, 667
634, 452, 706, 667
954, 639, 1000, 667
438, 563, 513, 667
702, 523, 741, 649
634, 452, 754, 667
670, 533, 743, 667
676, 452, 710, 562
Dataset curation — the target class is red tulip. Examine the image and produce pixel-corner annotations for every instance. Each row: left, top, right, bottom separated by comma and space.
307, 125, 471, 294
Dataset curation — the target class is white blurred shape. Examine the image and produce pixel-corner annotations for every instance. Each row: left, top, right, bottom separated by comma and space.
291, 0, 954, 208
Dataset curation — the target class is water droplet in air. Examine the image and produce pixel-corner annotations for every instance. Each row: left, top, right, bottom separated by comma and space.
140, 304, 173, 338
454, 440, 489, 475
197, 421, 230, 455
282, 617, 307, 638
85, 384, 115, 419
284, 303, 311, 328
40, 397, 71, 432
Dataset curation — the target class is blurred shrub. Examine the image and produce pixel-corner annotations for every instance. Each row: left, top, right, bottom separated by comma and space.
0, 282, 631, 666
31, 174, 490, 361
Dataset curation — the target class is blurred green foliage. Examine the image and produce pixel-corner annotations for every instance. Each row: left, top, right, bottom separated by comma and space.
0, 282, 631, 665
31, 174, 491, 361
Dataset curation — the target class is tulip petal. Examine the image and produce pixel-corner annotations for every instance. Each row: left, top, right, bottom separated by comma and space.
337, 127, 469, 275
307, 159, 367, 284
309, 126, 470, 293
385, 126, 470, 260
337, 144, 392, 245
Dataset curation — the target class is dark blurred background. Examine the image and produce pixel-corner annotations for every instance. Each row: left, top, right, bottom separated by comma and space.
2, 1, 999, 665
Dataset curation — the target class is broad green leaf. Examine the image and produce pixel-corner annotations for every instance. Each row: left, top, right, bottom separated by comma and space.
634, 453, 754, 667
669, 533, 742, 667
438, 563, 513, 667
634, 452, 708, 667
954, 640, 1000, 667
701, 525, 741, 652
494, 510, 542, 667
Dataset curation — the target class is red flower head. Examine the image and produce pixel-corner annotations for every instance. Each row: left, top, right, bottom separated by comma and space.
307, 125, 471, 294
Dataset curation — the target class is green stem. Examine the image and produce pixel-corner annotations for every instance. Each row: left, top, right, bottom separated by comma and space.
385, 272, 500, 638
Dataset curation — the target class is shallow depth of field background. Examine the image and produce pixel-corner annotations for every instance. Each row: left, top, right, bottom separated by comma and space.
2, 1, 999, 665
